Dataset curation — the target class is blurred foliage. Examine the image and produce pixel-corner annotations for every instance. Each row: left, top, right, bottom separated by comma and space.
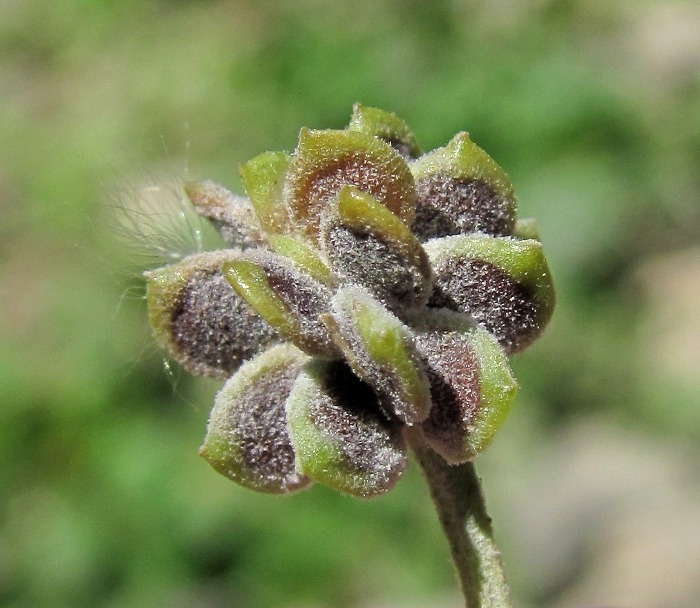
1, 0, 699, 607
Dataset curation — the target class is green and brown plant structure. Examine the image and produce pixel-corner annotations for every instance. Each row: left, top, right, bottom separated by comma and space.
144, 104, 555, 607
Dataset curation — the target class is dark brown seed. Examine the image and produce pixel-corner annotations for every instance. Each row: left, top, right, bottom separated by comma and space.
429, 258, 539, 354
412, 176, 515, 241
171, 268, 278, 377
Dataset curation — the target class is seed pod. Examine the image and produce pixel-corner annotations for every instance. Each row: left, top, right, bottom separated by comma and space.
239, 150, 292, 235
145, 250, 278, 378
183, 180, 266, 248
284, 128, 416, 244
409, 308, 518, 463
347, 103, 422, 159
222, 249, 338, 357
326, 287, 432, 425
410, 132, 517, 241
321, 186, 432, 312
200, 344, 312, 494
425, 234, 555, 355
285, 359, 407, 497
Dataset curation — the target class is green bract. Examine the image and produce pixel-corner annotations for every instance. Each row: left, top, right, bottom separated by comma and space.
145, 105, 555, 497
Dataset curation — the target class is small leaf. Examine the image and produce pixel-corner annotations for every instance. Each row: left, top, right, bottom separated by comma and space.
222, 249, 338, 357
200, 344, 312, 494
425, 234, 555, 354
183, 180, 266, 248
410, 132, 517, 240
239, 150, 292, 235
284, 128, 416, 243
408, 308, 518, 463
321, 186, 433, 312
145, 250, 278, 378
327, 287, 432, 425
286, 359, 407, 497
347, 103, 422, 159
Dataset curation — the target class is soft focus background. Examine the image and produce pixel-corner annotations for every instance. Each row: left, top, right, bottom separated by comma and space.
2, 1, 699, 607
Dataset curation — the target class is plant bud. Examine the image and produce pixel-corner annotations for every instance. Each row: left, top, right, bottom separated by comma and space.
347, 103, 422, 159
425, 234, 555, 354
285, 359, 407, 497
321, 186, 432, 312
239, 150, 292, 235
407, 308, 518, 463
200, 344, 312, 494
145, 250, 278, 378
183, 180, 266, 248
327, 287, 432, 425
222, 249, 338, 357
284, 128, 416, 243
410, 132, 517, 241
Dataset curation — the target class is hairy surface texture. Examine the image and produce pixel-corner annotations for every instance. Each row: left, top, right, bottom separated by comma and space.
309, 361, 404, 475
184, 180, 266, 248
429, 259, 538, 354
413, 176, 514, 241
326, 225, 429, 311
203, 346, 310, 493
245, 249, 337, 356
414, 330, 481, 461
171, 269, 277, 377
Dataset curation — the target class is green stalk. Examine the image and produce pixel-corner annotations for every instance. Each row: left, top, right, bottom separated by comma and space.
405, 428, 513, 608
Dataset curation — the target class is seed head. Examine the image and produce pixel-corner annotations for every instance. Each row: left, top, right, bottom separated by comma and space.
145, 105, 555, 496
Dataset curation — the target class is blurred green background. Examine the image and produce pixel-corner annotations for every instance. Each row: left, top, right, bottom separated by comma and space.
2, 1, 699, 607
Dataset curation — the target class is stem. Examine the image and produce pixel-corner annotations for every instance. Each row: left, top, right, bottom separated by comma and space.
405, 428, 513, 608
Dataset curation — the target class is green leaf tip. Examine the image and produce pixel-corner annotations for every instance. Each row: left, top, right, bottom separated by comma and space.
268, 234, 336, 286
347, 103, 422, 159
239, 150, 292, 235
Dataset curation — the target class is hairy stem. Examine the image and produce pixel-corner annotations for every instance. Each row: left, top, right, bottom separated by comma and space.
405, 428, 513, 608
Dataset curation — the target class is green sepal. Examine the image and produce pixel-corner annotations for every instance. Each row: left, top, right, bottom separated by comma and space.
285, 359, 407, 498
145, 250, 277, 378
347, 103, 421, 158
425, 234, 555, 353
183, 180, 266, 248
408, 309, 518, 463
268, 234, 336, 287
239, 150, 291, 235
284, 128, 416, 244
200, 344, 312, 494
222, 259, 290, 331
327, 287, 432, 425
222, 250, 338, 357
411, 132, 515, 203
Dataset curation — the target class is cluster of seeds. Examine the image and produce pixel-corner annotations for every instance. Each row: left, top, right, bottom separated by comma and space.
145, 105, 555, 497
